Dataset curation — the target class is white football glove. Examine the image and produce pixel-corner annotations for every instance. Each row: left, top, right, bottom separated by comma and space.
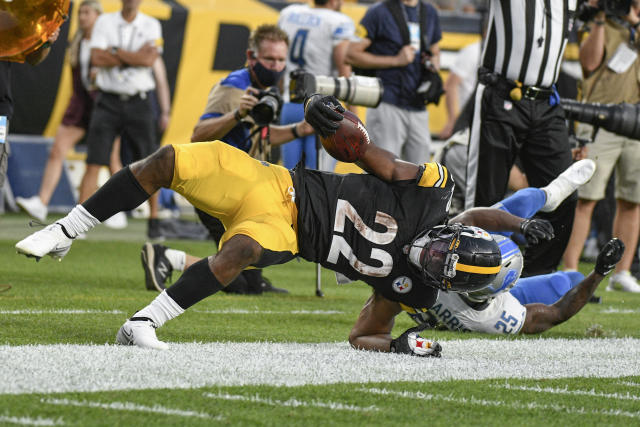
390, 326, 442, 358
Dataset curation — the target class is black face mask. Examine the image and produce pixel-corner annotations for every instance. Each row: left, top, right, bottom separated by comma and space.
251, 59, 285, 87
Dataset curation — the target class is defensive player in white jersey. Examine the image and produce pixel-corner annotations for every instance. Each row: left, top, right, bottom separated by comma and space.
278, 0, 355, 171
403, 175, 625, 335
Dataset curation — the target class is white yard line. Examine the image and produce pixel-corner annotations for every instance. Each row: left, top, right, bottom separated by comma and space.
203, 392, 378, 412
360, 387, 640, 419
0, 415, 63, 426
617, 381, 640, 387
493, 383, 640, 400
1, 338, 639, 394
0, 309, 124, 315
42, 398, 218, 420
193, 309, 344, 315
600, 307, 640, 314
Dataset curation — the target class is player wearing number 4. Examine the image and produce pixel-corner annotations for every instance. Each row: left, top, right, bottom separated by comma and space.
278, 0, 355, 171
17, 95, 555, 356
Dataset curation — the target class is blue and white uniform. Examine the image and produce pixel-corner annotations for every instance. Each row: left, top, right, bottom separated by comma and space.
405, 187, 585, 334
278, 4, 355, 170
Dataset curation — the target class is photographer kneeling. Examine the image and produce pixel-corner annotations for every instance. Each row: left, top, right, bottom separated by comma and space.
142, 25, 313, 295
562, 0, 640, 292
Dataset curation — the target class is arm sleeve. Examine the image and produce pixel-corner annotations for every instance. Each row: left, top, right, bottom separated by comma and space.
89, 15, 110, 49
332, 16, 356, 46
427, 6, 442, 46
152, 19, 164, 54
358, 7, 378, 41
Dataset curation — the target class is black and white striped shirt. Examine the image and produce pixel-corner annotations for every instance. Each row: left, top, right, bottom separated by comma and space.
481, 0, 578, 87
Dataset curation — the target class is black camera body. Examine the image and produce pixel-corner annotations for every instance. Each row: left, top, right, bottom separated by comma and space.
417, 60, 445, 106
577, 0, 632, 21
249, 87, 283, 127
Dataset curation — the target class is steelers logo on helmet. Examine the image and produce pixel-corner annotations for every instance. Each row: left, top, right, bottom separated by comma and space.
406, 223, 502, 292
392, 276, 413, 294
465, 234, 523, 302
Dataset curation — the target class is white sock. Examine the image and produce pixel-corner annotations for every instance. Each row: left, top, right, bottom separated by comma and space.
165, 248, 186, 272
57, 205, 100, 238
135, 291, 185, 327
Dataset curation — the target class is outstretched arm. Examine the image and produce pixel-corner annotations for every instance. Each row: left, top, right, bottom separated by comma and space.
452, 208, 555, 246
349, 292, 441, 357
304, 95, 420, 182
521, 239, 624, 334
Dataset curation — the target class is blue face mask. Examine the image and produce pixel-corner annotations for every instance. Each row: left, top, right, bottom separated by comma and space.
251, 59, 285, 88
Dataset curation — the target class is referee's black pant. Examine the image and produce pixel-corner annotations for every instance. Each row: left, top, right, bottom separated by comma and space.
465, 83, 576, 276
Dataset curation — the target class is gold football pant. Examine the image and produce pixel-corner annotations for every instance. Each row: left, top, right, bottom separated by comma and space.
170, 141, 299, 256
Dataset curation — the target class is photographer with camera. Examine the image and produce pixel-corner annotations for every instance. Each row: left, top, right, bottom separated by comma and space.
346, 0, 442, 163
562, 0, 640, 293
142, 25, 314, 296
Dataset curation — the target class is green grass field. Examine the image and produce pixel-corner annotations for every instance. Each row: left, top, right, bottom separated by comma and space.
1, 213, 640, 426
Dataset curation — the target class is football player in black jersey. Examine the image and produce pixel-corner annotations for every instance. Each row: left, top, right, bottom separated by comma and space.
15, 95, 554, 356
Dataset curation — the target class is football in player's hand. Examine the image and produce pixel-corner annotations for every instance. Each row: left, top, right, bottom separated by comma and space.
320, 110, 370, 163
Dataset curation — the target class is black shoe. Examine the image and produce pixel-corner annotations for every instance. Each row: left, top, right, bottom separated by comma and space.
141, 242, 173, 292
147, 218, 165, 242
259, 277, 288, 294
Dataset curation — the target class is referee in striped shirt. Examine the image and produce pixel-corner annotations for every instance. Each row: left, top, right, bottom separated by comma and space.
466, 0, 579, 276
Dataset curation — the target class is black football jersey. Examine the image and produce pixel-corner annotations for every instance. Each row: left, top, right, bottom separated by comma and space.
292, 163, 454, 308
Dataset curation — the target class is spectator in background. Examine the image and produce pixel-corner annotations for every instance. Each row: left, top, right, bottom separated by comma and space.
278, 0, 355, 171
465, 0, 578, 277
1, 29, 60, 199
346, 0, 441, 163
142, 25, 314, 295
562, 1, 640, 293
77, 0, 164, 239
16, 0, 112, 223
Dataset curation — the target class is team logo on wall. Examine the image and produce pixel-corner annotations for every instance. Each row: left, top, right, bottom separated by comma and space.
392, 276, 412, 294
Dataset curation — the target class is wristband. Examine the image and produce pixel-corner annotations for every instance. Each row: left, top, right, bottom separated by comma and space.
593, 20, 605, 26
291, 124, 301, 139
234, 109, 243, 122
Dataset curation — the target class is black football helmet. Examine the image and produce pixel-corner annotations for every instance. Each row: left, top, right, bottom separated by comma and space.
406, 223, 502, 293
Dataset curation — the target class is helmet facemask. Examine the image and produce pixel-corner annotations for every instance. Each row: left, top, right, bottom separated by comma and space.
407, 224, 502, 293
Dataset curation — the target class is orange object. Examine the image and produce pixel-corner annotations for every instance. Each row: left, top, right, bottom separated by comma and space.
0, 0, 70, 62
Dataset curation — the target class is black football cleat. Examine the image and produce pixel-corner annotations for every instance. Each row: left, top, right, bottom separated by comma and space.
141, 242, 173, 292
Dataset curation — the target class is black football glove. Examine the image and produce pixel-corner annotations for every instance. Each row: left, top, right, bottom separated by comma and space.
390, 325, 442, 358
519, 218, 554, 245
595, 238, 625, 275
303, 94, 344, 138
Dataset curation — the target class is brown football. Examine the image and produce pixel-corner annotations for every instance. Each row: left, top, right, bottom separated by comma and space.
320, 110, 370, 163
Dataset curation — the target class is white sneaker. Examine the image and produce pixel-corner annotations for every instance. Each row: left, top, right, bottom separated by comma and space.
15, 223, 73, 261
540, 159, 597, 212
116, 317, 169, 350
607, 271, 640, 293
103, 212, 128, 230
15, 196, 48, 222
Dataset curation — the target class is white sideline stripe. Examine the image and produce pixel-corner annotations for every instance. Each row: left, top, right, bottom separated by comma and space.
618, 381, 640, 387
0, 309, 124, 315
1, 338, 640, 394
601, 307, 640, 314
0, 415, 63, 426
203, 392, 378, 412
42, 398, 218, 420
493, 383, 640, 400
193, 309, 344, 315
360, 387, 640, 419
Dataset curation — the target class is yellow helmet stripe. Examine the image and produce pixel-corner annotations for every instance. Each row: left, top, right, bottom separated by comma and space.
456, 263, 501, 274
